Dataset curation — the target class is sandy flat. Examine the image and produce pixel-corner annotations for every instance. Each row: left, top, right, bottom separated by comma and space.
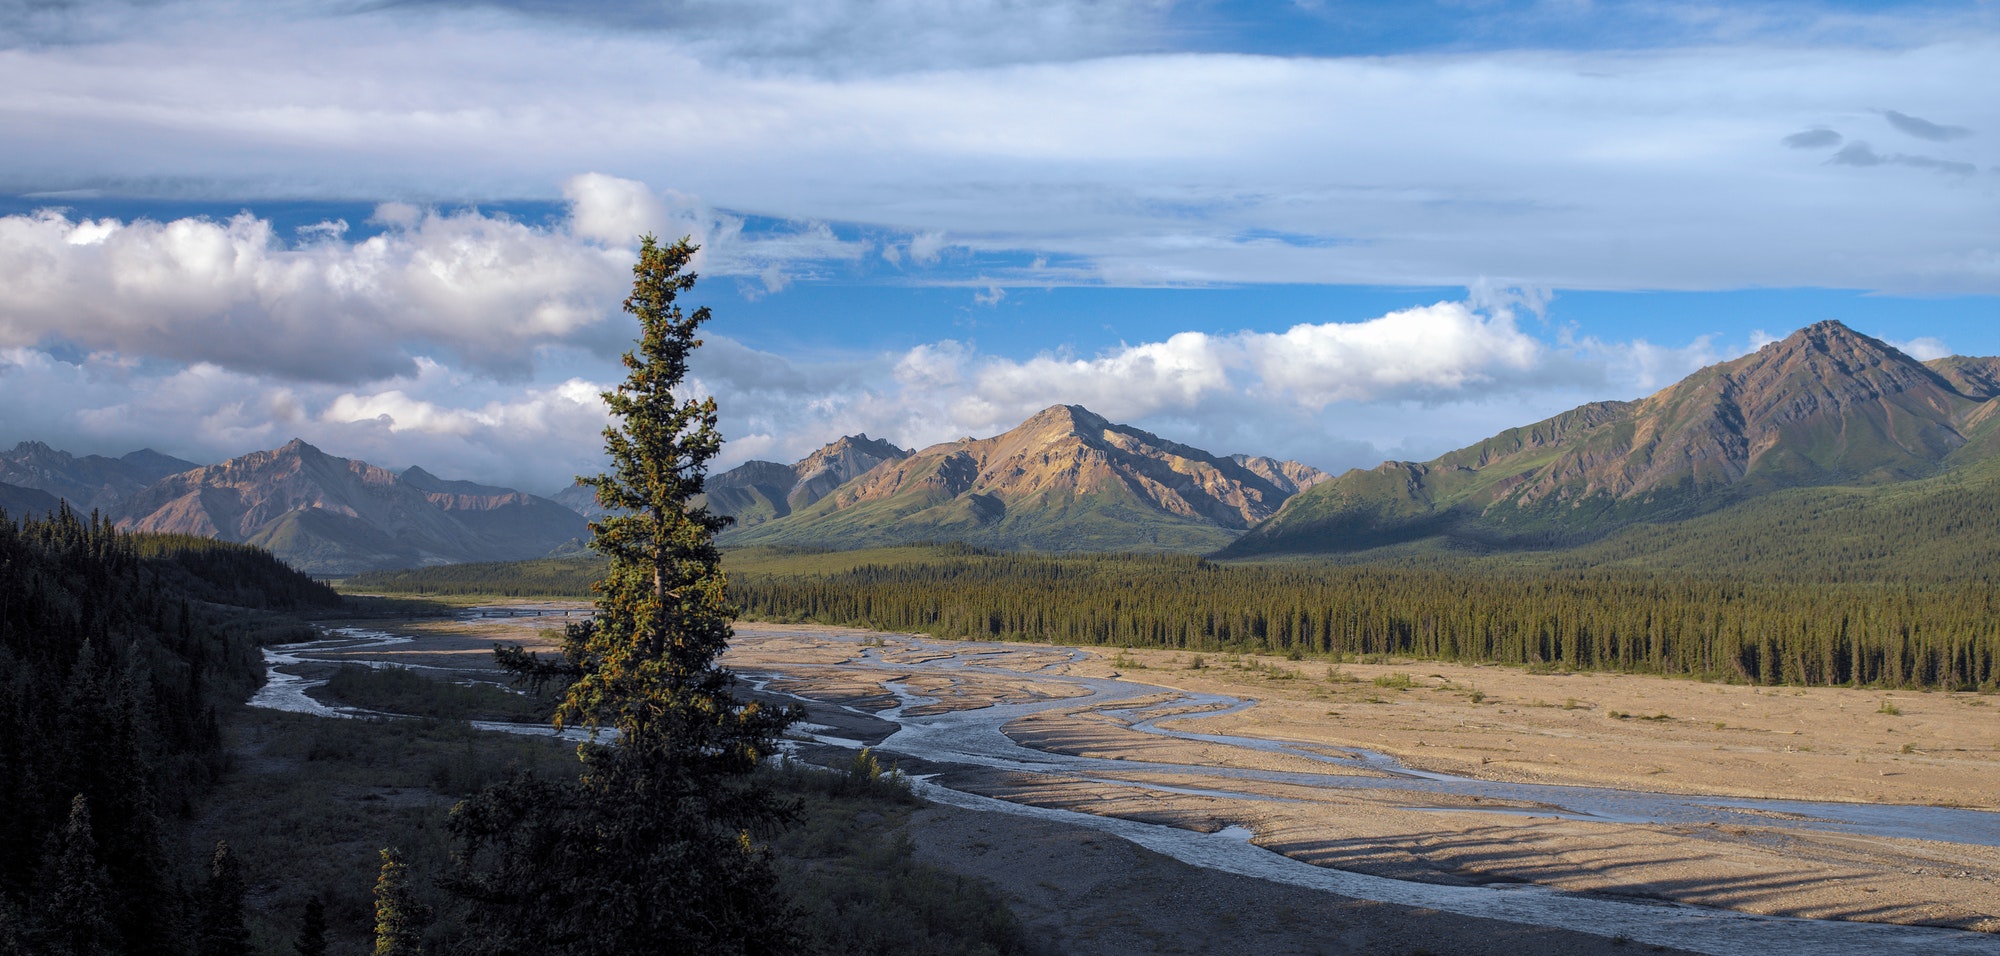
721, 623, 2000, 935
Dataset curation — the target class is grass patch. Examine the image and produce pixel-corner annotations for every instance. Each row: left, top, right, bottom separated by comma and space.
317, 664, 557, 723
204, 679, 1032, 955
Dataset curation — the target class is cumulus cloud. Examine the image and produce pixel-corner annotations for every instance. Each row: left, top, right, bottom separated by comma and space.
563, 173, 676, 247
674, 295, 1713, 472
4, 290, 1760, 490
1243, 302, 1548, 408
1883, 109, 1972, 142
0, 205, 625, 382
907, 231, 948, 265
0, 344, 618, 493
1886, 335, 1951, 361
0, 174, 872, 383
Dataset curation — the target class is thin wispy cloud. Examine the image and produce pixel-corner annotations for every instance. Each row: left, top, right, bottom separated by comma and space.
0, 6, 1994, 295
1882, 109, 1973, 142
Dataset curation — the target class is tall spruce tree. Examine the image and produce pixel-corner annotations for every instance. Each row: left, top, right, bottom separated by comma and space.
35, 795, 117, 956
197, 841, 250, 956
448, 236, 801, 955
371, 849, 426, 956
293, 896, 328, 956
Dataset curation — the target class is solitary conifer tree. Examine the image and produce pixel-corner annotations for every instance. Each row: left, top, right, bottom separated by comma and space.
449, 236, 801, 955
197, 840, 250, 956
294, 896, 328, 956
37, 794, 117, 956
371, 849, 425, 956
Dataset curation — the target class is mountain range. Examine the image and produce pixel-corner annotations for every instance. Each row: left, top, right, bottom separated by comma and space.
1, 441, 199, 514
1223, 320, 2000, 557
722, 405, 1327, 552
0, 439, 591, 575
8, 319, 1992, 574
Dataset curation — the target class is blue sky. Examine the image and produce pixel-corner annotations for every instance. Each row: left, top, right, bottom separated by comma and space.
2, 0, 1996, 492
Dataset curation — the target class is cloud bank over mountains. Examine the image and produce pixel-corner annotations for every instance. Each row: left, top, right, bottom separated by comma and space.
0, 174, 1759, 492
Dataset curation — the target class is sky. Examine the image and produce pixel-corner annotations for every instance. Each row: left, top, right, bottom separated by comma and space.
1, 0, 1997, 493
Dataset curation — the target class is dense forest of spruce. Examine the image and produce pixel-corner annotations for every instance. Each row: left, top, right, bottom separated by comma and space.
347, 544, 2000, 691
0, 506, 340, 952
730, 548, 2000, 689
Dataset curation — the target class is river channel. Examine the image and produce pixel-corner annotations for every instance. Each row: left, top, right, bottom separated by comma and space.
252, 614, 2000, 955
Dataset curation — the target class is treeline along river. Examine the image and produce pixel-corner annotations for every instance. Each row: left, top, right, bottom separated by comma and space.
729, 550, 2000, 691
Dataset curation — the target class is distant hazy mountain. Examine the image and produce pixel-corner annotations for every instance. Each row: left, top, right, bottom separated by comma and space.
0, 481, 60, 518
0, 441, 200, 513
1224, 320, 2000, 557
704, 435, 911, 527
549, 434, 911, 526
725, 405, 1316, 552
547, 481, 610, 520
116, 439, 586, 574
1229, 454, 1331, 496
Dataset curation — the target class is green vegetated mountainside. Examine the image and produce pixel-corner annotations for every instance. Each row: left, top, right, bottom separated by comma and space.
1225, 320, 2000, 562
0, 479, 59, 518
0, 507, 340, 951
723, 404, 1321, 552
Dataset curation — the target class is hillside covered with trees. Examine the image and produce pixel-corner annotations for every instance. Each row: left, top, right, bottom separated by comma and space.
0, 505, 339, 952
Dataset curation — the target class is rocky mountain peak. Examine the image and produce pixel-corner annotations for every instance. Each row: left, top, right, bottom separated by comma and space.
725, 404, 1312, 552
117, 442, 584, 573
1230, 320, 2000, 558
1018, 404, 1106, 436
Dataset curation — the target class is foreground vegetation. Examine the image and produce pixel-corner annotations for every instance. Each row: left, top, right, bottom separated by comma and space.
201, 703, 1032, 956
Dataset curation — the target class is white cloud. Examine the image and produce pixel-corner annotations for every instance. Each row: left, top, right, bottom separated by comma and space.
668, 297, 1731, 472
0, 174, 871, 383
0, 295, 1886, 492
907, 230, 948, 265
0, 344, 618, 493
0, 7, 1993, 294
1243, 302, 1547, 408
1887, 335, 1951, 361
0, 205, 624, 382
563, 173, 676, 247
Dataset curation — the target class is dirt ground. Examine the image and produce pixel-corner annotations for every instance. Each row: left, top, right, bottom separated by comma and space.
901, 802, 1694, 956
